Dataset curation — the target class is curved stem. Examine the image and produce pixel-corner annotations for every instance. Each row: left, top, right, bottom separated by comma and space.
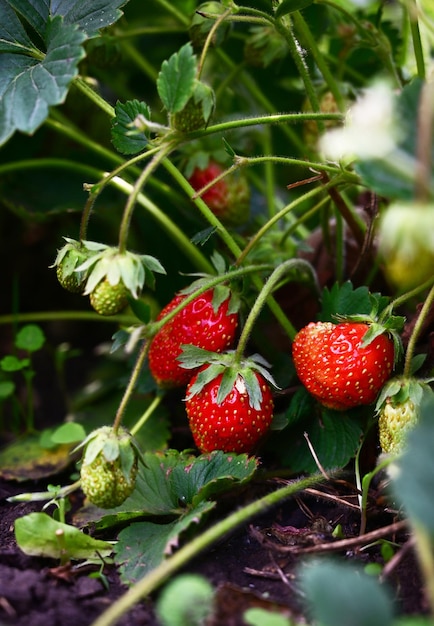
403, 283, 434, 378
275, 16, 323, 132
197, 7, 233, 79
407, 0, 426, 80
292, 11, 346, 112
235, 181, 331, 266
235, 259, 320, 360
0, 311, 137, 326
112, 340, 151, 433
90, 472, 326, 626
117, 142, 177, 253
130, 394, 164, 437
111, 176, 214, 275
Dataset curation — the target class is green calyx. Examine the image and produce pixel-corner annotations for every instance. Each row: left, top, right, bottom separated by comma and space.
77, 426, 141, 509
51, 237, 91, 294
180, 345, 277, 410
336, 291, 405, 364
76, 240, 166, 299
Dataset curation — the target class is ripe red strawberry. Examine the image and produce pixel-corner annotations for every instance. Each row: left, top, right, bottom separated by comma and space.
188, 160, 250, 226
185, 364, 274, 453
148, 288, 239, 387
292, 321, 396, 410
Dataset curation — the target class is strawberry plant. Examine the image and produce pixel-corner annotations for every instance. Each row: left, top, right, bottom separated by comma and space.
0, 0, 433, 625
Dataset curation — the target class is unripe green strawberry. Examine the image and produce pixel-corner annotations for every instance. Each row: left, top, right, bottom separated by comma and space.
79, 426, 139, 509
378, 398, 417, 455
56, 262, 85, 294
376, 378, 432, 455
378, 201, 434, 291
172, 81, 215, 132
188, 160, 250, 226
51, 238, 91, 294
89, 278, 130, 316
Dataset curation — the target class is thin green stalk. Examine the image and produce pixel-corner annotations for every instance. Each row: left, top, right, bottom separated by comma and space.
196, 111, 344, 137
74, 76, 115, 117
117, 142, 177, 253
197, 7, 233, 79
152, 0, 190, 25
403, 283, 434, 377
235, 259, 320, 359
407, 0, 426, 79
261, 128, 277, 219
130, 394, 164, 437
0, 158, 103, 179
111, 176, 214, 275
79, 191, 98, 241
234, 153, 351, 177
90, 472, 326, 626
292, 11, 346, 112
235, 182, 332, 266
112, 340, 150, 433
275, 15, 323, 132
0, 311, 137, 326
119, 38, 159, 81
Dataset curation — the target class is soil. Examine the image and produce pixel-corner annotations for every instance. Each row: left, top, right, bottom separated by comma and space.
0, 465, 428, 626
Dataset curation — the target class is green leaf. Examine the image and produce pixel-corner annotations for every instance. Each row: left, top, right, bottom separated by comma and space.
49, 422, 87, 445
157, 42, 197, 114
15, 324, 45, 352
111, 100, 150, 155
319, 281, 372, 322
15, 512, 112, 561
77, 449, 258, 528
5, 0, 129, 39
275, 0, 314, 18
0, 1, 37, 53
0, 432, 75, 481
0, 355, 30, 371
0, 17, 86, 145
277, 409, 363, 473
299, 560, 395, 626
115, 501, 215, 584
0, 0, 128, 146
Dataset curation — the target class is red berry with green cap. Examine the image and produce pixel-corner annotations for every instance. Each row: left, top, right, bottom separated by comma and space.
292, 321, 397, 410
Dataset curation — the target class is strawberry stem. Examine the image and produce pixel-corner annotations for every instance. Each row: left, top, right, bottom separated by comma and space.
403, 283, 434, 378
234, 259, 320, 361
112, 340, 151, 433
118, 142, 178, 254
196, 7, 232, 80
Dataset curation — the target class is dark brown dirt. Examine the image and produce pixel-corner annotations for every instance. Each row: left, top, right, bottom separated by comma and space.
0, 470, 428, 626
